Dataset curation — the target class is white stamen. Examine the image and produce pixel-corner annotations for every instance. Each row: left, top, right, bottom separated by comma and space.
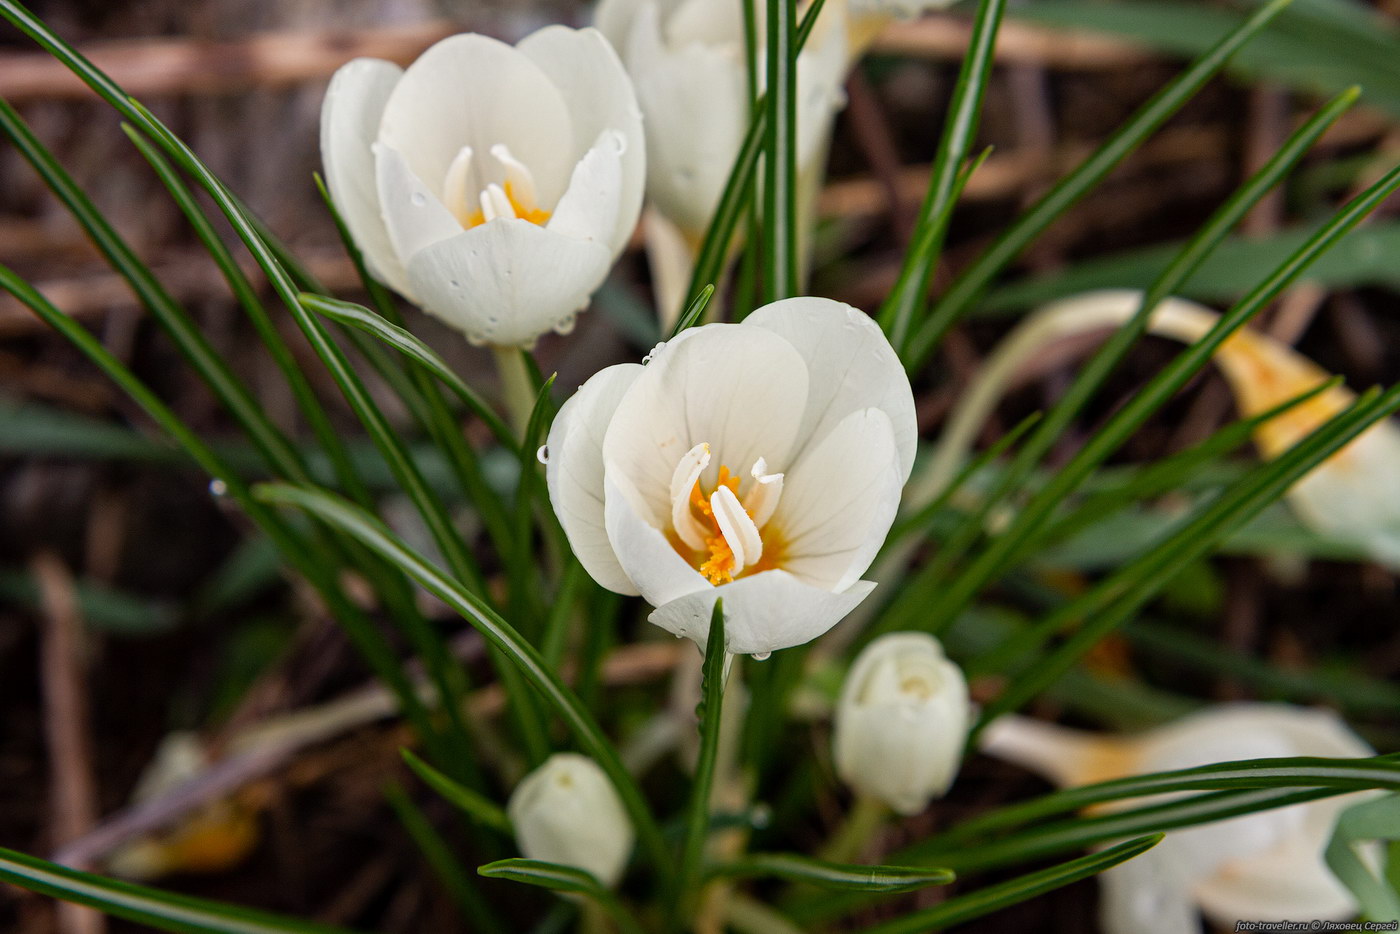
480, 183, 516, 223
491, 143, 540, 211
711, 485, 763, 573
744, 457, 784, 529
442, 145, 474, 227
669, 443, 712, 551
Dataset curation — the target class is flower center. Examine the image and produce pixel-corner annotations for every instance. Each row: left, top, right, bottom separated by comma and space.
668, 443, 784, 585
443, 143, 552, 230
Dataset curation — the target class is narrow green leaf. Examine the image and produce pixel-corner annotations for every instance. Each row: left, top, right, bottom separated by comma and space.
251, 482, 672, 881
763, 0, 798, 301
675, 600, 728, 924
905, 0, 1297, 369
402, 749, 512, 834
0, 846, 357, 934
856, 836, 1162, 934
670, 283, 716, 338
1324, 793, 1400, 921
710, 853, 953, 893
478, 860, 644, 934
878, 0, 1006, 349
298, 292, 515, 452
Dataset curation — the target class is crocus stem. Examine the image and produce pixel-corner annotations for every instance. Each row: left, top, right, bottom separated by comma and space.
492, 344, 537, 437
818, 793, 889, 864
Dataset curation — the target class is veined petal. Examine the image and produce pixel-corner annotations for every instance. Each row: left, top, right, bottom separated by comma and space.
604, 468, 709, 607
320, 58, 410, 296
378, 34, 576, 210
546, 364, 645, 596
601, 323, 809, 525
374, 143, 462, 262
518, 25, 646, 255
746, 297, 917, 480
648, 571, 876, 656
547, 130, 626, 248
404, 219, 611, 346
776, 407, 903, 592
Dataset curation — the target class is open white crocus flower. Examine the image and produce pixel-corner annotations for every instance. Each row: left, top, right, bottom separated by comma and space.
833, 633, 971, 814
320, 28, 644, 347
921, 289, 1400, 567
981, 704, 1374, 934
545, 297, 916, 657
507, 753, 635, 888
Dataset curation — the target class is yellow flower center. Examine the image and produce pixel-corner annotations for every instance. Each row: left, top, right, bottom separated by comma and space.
443, 143, 553, 230
668, 445, 785, 586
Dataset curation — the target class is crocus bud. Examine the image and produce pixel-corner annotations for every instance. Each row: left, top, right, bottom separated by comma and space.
507, 753, 634, 887
832, 632, 971, 815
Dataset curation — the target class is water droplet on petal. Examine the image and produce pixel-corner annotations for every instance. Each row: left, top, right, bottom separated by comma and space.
554, 314, 577, 335
752, 651, 772, 662
208, 479, 228, 497
641, 341, 666, 364
410, 191, 426, 207
536, 445, 549, 465
466, 332, 488, 347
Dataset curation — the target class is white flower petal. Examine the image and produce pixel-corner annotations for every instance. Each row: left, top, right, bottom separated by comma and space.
1194, 830, 1360, 926
405, 219, 612, 346
378, 34, 576, 210
775, 407, 903, 591
546, 364, 645, 596
1098, 850, 1202, 934
518, 25, 646, 255
601, 323, 809, 524
746, 297, 917, 480
320, 58, 410, 296
547, 130, 625, 247
626, 1, 749, 236
604, 467, 709, 607
648, 571, 876, 656
374, 143, 463, 261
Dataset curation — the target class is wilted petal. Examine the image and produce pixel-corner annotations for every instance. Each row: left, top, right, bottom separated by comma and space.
546, 364, 645, 596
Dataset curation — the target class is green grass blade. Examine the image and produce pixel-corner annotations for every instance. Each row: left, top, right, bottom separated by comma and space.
763, 0, 798, 301
402, 749, 512, 834
0, 846, 359, 934
670, 284, 716, 338
299, 293, 514, 451
478, 860, 644, 934
674, 600, 727, 925
1324, 793, 1400, 922
709, 854, 953, 893
855, 836, 1161, 934
252, 482, 671, 881
684, 0, 828, 311
905, 0, 1297, 369
877, 0, 1006, 349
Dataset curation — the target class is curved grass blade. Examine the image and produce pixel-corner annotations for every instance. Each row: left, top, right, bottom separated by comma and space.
877, 0, 1007, 349
478, 860, 644, 934
673, 600, 727, 925
402, 749, 512, 834
709, 853, 953, 893
905, 0, 1297, 369
299, 293, 515, 451
670, 283, 716, 338
0, 846, 358, 934
856, 835, 1162, 934
251, 482, 672, 881
1324, 792, 1400, 922
684, 0, 828, 311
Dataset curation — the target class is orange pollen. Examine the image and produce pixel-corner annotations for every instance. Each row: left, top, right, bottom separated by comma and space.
689, 465, 746, 585
464, 180, 551, 229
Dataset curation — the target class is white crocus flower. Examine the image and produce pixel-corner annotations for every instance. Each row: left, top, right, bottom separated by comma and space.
921, 289, 1400, 567
833, 633, 971, 814
545, 297, 916, 657
981, 704, 1374, 934
507, 753, 635, 888
320, 28, 645, 347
